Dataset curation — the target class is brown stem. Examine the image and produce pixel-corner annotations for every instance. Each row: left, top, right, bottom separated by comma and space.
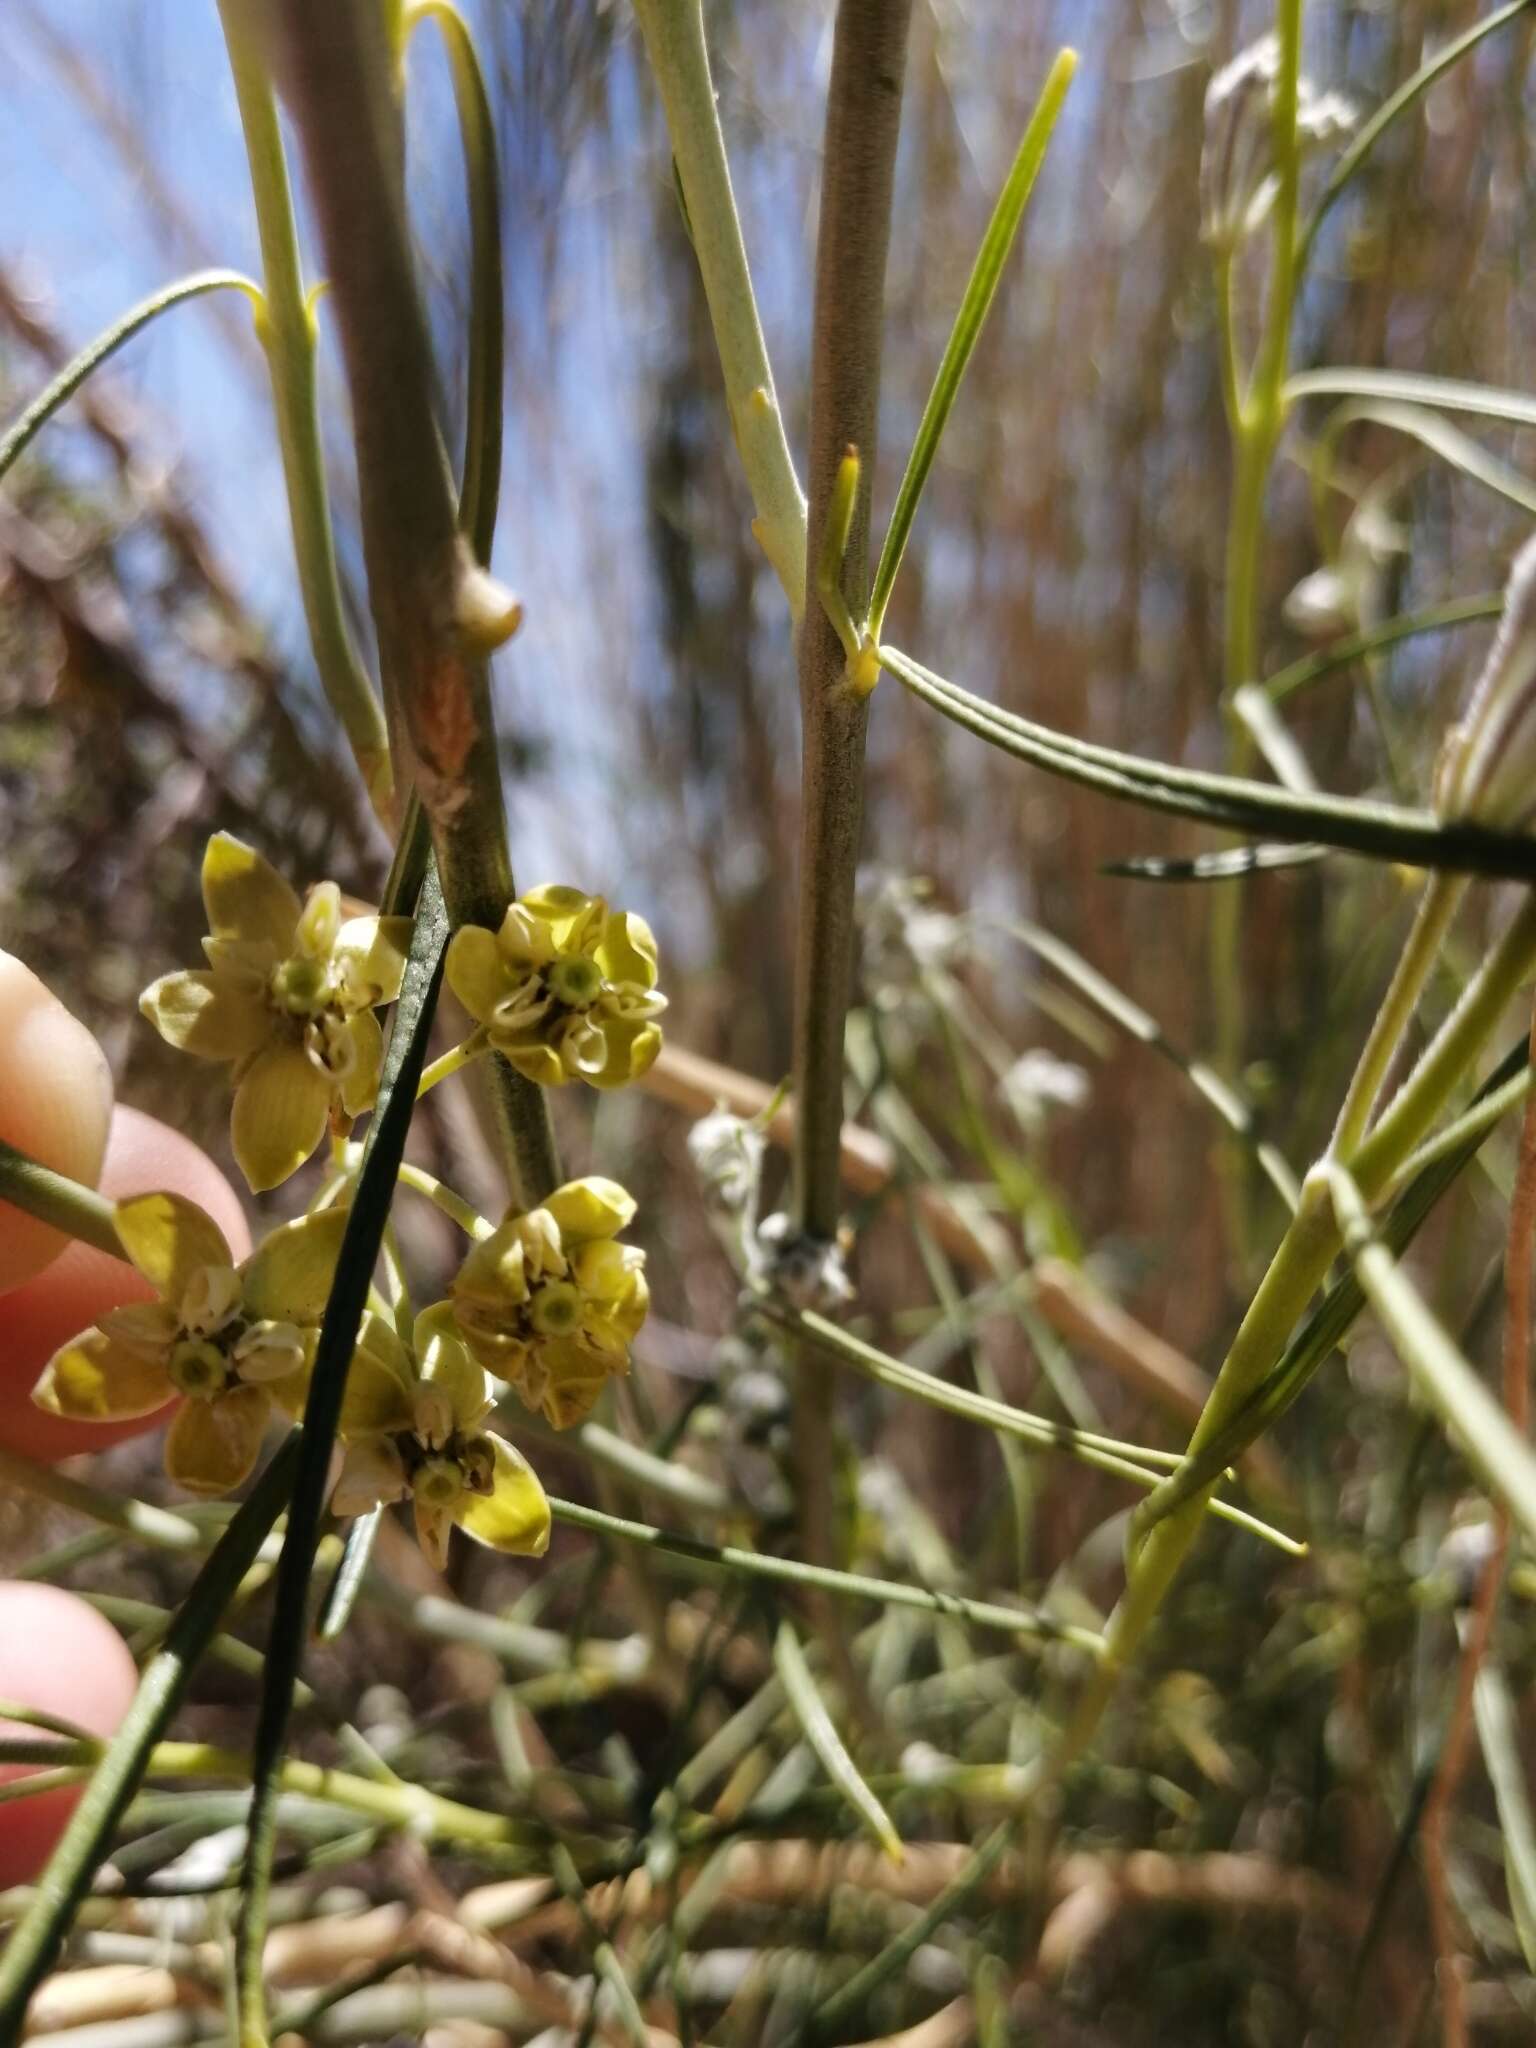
261, 0, 557, 1202
788, 0, 912, 1718
791, 0, 913, 1241
1419, 996, 1536, 2048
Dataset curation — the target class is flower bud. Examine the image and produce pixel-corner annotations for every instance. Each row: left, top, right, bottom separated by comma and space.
1201, 34, 1354, 251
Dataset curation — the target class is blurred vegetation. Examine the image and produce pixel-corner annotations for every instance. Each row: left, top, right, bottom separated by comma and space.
5, 2, 1536, 2043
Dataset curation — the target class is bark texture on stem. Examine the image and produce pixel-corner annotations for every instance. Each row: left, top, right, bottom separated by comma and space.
790, 0, 911, 1649
262, 0, 557, 1203
792, 0, 913, 1241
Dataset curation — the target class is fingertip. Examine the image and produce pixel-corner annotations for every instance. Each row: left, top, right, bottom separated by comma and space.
0, 1105, 250, 1463
0, 954, 114, 1291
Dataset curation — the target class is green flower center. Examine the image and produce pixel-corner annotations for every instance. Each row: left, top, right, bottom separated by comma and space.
271, 956, 331, 1016
412, 1455, 467, 1509
169, 1338, 232, 1399
529, 1281, 584, 1336
547, 957, 604, 1009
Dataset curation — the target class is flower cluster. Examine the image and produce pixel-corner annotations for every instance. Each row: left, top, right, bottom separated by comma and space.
140, 834, 411, 1191
95, 837, 665, 1563
451, 1178, 649, 1428
445, 886, 665, 1090
33, 1191, 346, 1494
333, 1306, 550, 1569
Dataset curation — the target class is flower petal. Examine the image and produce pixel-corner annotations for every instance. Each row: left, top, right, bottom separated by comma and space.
139, 971, 272, 1061
164, 1384, 270, 1496
415, 1303, 490, 1431
334, 916, 412, 1008
114, 1191, 234, 1298
500, 1040, 569, 1088
333, 1010, 383, 1119
333, 1436, 408, 1516
413, 1500, 455, 1571
98, 1301, 179, 1357
459, 1435, 551, 1556
33, 1331, 175, 1420
589, 1016, 663, 1090
534, 1337, 619, 1429
242, 1205, 350, 1321
444, 924, 512, 1024
231, 1043, 332, 1192
201, 833, 302, 952
340, 1357, 415, 1439
543, 1178, 637, 1242
595, 909, 659, 989
295, 882, 341, 960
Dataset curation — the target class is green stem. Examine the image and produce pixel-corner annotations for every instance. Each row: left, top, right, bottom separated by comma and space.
1329, 873, 1466, 1158
1052, 890, 1536, 1788
416, 1034, 490, 1096
1211, 0, 1304, 1100
0, 1140, 120, 1258
0, 1738, 531, 1855
1386, 1068, 1533, 1193
630, 0, 808, 619
395, 1158, 491, 1236
757, 1298, 1303, 1553
547, 1496, 1103, 1654
217, 0, 394, 824
0, 1445, 205, 1555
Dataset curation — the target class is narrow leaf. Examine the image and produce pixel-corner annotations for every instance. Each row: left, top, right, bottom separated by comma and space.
1300, 0, 1536, 269
0, 270, 259, 485
1473, 1661, 1536, 1971
869, 49, 1076, 636
998, 916, 1301, 1209
1328, 1163, 1536, 1551
774, 1619, 903, 1862
407, 2, 504, 564
1321, 397, 1536, 517
881, 644, 1536, 880
1288, 366, 1536, 431
1264, 594, 1504, 707
315, 1504, 383, 1642
1135, 1034, 1532, 1528
236, 862, 450, 2046
1103, 844, 1328, 882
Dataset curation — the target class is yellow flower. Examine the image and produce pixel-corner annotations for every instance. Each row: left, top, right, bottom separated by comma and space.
444, 885, 665, 1090
333, 1305, 550, 1570
32, 1192, 348, 1496
450, 1178, 649, 1428
139, 834, 413, 1191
